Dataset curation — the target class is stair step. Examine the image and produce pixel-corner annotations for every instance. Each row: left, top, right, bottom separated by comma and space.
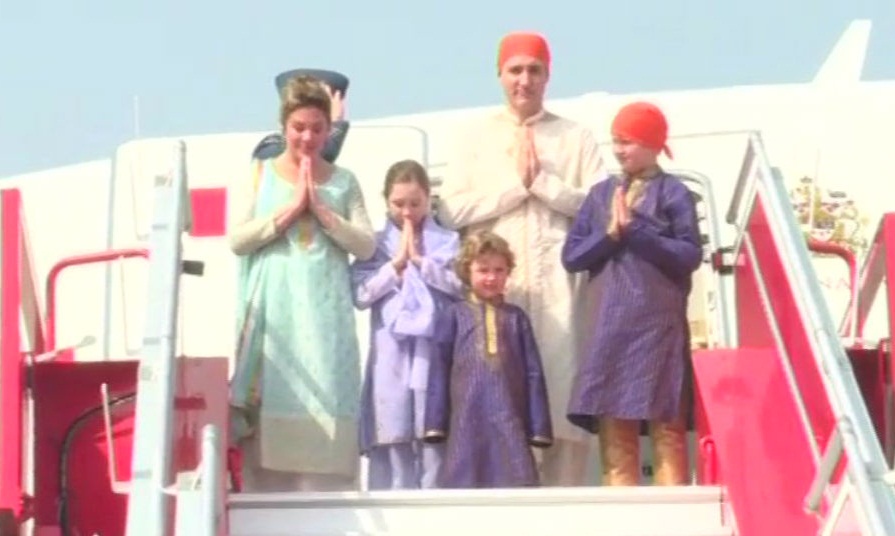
228, 485, 730, 536
230, 530, 731, 536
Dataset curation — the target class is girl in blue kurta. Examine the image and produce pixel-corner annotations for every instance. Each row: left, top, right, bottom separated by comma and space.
228, 75, 376, 492
424, 231, 553, 488
351, 160, 462, 490
562, 102, 701, 487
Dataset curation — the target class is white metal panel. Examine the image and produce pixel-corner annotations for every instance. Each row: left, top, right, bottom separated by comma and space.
3, 160, 112, 359
228, 485, 729, 536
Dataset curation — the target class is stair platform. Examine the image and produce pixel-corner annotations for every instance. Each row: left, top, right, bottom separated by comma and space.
229, 485, 731, 536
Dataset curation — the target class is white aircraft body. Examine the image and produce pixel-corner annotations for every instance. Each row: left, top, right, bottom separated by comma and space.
1, 19, 886, 365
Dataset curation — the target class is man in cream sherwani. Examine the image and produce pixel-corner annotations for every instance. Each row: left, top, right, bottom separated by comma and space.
437, 31, 606, 486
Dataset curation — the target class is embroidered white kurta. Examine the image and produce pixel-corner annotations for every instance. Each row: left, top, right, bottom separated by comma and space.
438, 109, 605, 443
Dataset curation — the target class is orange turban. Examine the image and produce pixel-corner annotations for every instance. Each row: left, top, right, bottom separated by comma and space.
497, 32, 551, 73
611, 102, 673, 159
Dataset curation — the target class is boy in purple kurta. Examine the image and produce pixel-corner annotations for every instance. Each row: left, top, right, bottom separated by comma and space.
424, 231, 553, 488
561, 102, 701, 486
351, 160, 462, 489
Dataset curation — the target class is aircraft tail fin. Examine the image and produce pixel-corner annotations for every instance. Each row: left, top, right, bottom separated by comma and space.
813, 19, 871, 85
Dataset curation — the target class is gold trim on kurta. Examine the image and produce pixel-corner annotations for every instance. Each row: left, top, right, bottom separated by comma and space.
484, 303, 498, 355
609, 166, 664, 238
468, 294, 503, 368
622, 165, 663, 208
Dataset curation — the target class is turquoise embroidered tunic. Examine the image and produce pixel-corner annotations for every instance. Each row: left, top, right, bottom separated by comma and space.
229, 159, 375, 477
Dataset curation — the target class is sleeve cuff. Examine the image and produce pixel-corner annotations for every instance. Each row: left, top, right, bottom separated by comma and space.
529, 435, 553, 448
320, 215, 376, 259
423, 429, 447, 443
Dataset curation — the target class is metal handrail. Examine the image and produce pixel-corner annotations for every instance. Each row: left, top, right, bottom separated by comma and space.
44, 248, 149, 352
728, 132, 895, 535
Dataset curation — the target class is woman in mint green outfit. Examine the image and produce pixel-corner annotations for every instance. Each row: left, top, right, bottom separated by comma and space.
228, 74, 376, 492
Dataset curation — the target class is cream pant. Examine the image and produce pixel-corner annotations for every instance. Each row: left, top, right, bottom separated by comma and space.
239, 435, 357, 492
537, 438, 592, 486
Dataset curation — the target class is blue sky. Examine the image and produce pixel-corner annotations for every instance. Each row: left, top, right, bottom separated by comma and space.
1, 0, 892, 176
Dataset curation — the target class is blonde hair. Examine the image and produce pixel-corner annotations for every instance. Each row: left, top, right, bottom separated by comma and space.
454, 231, 516, 287
279, 75, 331, 127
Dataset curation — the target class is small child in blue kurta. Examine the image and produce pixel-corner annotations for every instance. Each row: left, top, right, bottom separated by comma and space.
562, 102, 701, 487
351, 160, 463, 489
423, 231, 553, 489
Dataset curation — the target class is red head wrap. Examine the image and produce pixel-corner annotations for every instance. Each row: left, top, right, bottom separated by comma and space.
611, 102, 673, 159
497, 32, 551, 73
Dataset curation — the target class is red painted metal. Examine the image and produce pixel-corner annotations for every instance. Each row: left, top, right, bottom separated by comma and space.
189, 187, 228, 237
30, 357, 229, 536
884, 339, 894, 463
697, 436, 718, 485
833, 214, 895, 465
694, 346, 823, 535
692, 358, 720, 486
844, 214, 895, 340
31, 361, 138, 535
228, 447, 244, 492
0, 189, 24, 524
44, 248, 148, 354
692, 193, 846, 535
847, 347, 887, 446
750, 199, 836, 447
883, 217, 895, 356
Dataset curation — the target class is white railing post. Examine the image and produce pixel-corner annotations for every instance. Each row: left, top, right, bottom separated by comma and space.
124, 141, 191, 536
200, 424, 223, 536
